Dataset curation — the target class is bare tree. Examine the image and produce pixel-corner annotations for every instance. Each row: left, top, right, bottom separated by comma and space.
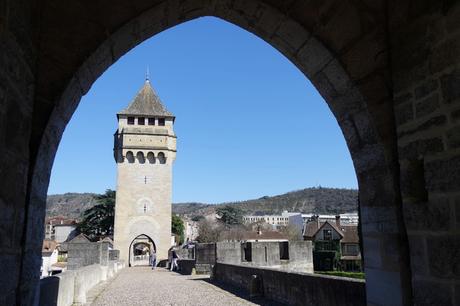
196, 219, 223, 243
279, 223, 303, 241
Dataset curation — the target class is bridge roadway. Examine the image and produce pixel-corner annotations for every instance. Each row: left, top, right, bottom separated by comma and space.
88, 267, 273, 306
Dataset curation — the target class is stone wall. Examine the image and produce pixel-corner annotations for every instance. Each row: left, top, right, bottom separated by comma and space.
214, 263, 365, 306
216, 241, 313, 273
38, 261, 125, 306
67, 241, 111, 270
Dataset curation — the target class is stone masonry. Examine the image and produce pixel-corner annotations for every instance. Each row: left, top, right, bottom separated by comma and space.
1, 1, 460, 305
113, 79, 176, 263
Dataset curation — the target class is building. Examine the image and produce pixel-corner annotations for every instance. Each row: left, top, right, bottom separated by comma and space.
44, 216, 78, 242
243, 210, 304, 231
303, 215, 361, 272
41, 239, 59, 278
301, 213, 359, 226
184, 220, 199, 242
113, 77, 177, 263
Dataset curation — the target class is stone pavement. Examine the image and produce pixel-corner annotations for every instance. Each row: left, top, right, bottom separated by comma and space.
89, 267, 272, 306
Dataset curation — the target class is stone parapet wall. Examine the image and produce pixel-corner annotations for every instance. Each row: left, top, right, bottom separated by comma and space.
214, 263, 365, 306
38, 261, 125, 306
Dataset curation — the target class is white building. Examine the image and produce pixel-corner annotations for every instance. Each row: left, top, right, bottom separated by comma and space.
184, 220, 199, 242
41, 240, 58, 278
301, 213, 359, 225
243, 210, 303, 231
54, 224, 77, 243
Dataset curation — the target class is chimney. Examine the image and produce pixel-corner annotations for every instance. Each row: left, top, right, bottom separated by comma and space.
257, 226, 262, 235
315, 215, 320, 229
335, 215, 341, 228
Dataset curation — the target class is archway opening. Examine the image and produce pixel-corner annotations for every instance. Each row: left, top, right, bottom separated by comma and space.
128, 234, 156, 267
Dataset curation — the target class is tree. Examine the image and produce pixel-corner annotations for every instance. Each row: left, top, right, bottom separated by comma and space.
196, 219, 222, 243
216, 205, 244, 226
171, 214, 185, 245
191, 215, 204, 222
279, 223, 303, 241
77, 189, 115, 241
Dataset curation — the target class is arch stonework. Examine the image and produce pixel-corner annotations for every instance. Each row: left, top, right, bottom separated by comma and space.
1, 1, 460, 305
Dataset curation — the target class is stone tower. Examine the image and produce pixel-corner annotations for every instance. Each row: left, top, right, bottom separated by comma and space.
113, 78, 176, 264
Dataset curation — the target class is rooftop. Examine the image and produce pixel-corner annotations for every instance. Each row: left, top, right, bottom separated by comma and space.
118, 80, 174, 118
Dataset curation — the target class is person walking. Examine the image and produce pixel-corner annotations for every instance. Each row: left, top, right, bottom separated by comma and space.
170, 249, 180, 271
150, 250, 157, 270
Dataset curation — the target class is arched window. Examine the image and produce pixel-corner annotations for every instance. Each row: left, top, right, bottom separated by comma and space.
126, 151, 134, 163
137, 152, 145, 164
147, 152, 155, 164
157, 152, 166, 164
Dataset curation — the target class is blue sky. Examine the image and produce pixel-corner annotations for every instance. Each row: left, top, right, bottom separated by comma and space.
48, 17, 357, 203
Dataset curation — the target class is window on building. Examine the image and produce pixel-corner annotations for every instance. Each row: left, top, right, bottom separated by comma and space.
279, 241, 289, 260
158, 118, 165, 126
138, 117, 145, 125
148, 118, 155, 125
323, 229, 332, 240
127, 117, 134, 125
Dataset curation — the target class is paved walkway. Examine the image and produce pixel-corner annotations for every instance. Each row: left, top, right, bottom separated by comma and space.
89, 267, 270, 306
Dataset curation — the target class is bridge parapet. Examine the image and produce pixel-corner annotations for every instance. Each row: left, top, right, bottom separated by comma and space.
38, 260, 125, 306
213, 263, 365, 306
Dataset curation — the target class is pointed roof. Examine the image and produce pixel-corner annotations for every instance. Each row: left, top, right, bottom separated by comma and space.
118, 80, 174, 118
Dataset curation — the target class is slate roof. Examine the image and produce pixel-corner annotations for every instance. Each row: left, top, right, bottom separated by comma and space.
303, 220, 358, 243
118, 80, 174, 117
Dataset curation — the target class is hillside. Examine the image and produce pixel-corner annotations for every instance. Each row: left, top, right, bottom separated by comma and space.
46, 193, 98, 219
173, 187, 358, 218
46, 187, 358, 219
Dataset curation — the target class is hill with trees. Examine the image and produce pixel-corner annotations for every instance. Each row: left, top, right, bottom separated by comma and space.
46, 187, 358, 220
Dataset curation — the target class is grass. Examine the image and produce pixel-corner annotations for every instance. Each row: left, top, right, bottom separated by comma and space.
315, 271, 365, 279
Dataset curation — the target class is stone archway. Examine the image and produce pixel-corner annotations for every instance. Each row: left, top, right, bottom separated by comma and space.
128, 234, 156, 267
8, 1, 460, 305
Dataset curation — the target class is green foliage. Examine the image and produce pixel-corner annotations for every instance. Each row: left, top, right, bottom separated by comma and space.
171, 214, 185, 244
316, 271, 365, 279
216, 205, 244, 225
77, 190, 115, 241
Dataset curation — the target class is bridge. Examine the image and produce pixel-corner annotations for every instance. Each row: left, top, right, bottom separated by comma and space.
87, 267, 271, 306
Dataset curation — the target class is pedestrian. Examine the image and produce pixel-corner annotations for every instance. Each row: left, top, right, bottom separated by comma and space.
170, 249, 180, 271
150, 250, 157, 270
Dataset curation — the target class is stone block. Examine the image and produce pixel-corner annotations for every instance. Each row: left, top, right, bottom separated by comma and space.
297, 36, 333, 77
407, 235, 428, 276
394, 102, 413, 126
413, 279, 453, 306
398, 115, 446, 138
425, 156, 460, 192
275, 19, 310, 52
446, 125, 460, 149
414, 79, 438, 100
441, 69, 460, 104
452, 108, 460, 122
398, 137, 444, 160
394, 92, 412, 106
403, 198, 450, 231
427, 235, 460, 279
415, 93, 439, 118
430, 34, 460, 73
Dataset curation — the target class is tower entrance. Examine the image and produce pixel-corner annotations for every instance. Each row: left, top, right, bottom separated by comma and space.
129, 234, 156, 267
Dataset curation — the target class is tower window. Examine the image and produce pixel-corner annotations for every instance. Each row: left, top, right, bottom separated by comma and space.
127, 117, 134, 125
148, 118, 155, 125
138, 117, 145, 125
158, 118, 165, 126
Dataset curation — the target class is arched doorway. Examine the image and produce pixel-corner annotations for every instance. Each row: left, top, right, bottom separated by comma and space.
8, 1, 450, 305
128, 234, 156, 267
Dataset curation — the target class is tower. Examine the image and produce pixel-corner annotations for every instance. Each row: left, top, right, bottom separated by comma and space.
113, 78, 176, 265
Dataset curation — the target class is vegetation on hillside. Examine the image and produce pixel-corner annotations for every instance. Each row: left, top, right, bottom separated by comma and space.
46, 187, 358, 221
171, 214, 185, 244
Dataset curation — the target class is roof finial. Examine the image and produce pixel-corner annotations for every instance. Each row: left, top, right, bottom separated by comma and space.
145, 66, 150, 83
